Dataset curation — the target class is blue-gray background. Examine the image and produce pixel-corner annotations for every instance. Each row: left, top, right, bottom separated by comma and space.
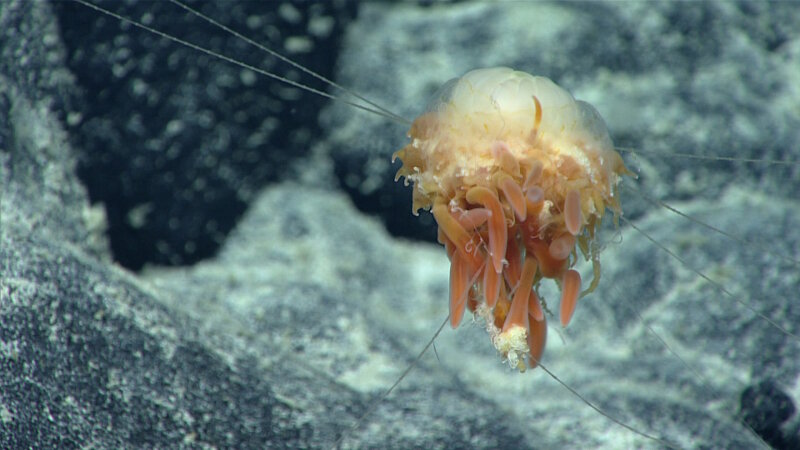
2, 1, 799, 448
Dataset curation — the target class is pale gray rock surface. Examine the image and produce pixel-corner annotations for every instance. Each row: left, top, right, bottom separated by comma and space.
2, 1, 799, 449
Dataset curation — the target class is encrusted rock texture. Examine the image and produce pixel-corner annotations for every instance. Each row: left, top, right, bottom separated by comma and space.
2, 1, 799, 448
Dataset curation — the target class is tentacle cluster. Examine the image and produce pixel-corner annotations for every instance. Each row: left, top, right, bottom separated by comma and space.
394, 67, 627, 371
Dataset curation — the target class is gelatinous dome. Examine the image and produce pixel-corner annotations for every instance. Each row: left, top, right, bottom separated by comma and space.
396, 67, 624, 217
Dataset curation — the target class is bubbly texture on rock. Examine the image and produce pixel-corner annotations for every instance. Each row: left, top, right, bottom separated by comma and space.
394, 67, 627, 371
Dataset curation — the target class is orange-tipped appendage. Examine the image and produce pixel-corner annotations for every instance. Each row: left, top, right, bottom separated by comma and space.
455, 208, 491, 230
527, 287, 544, 322
466, 186, 507, 274
483, 262, 501, 308
434, 202, 483, 273
523, 160, 543, 191
549, 234, 576, 261
503, 257, 537, 333
560, 269, 582, 327
525, 186, 544, 204
449, 251, 471, 328
497, 174, 527, 221
565, 189, 582, 236
527, 314, 547, 369
491, 141, 521, 177
492, 288, 511, 330
433, 202, 472, 257
529, 95, 543, 141
503, 233, 522, 287
527, 238, 567, 278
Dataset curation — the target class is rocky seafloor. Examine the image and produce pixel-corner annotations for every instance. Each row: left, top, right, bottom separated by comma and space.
2, 1, 799, 448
